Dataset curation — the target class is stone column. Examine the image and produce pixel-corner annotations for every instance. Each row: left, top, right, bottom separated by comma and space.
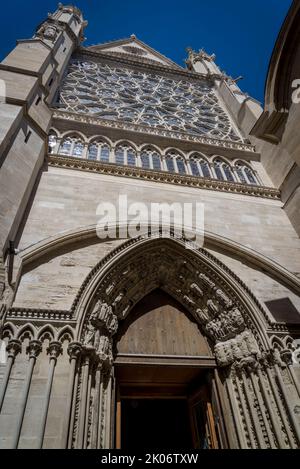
225, 372, 247, 448
233, 369, 255, 448
61, 341, 82, 449
0, 339, 21, 412
76, 347, 95, 449
256, 365, 285, 449
247, 366, 275, 448
240, 370, 266, 448
11, 340, 42, 449
274, 364, 300, 445
36, 341, 62, 448
90, 361, 103, 448
104, 368, 113, 449
265, 366, 296, 448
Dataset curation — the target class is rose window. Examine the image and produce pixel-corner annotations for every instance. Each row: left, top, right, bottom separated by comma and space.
57, 59, 243, 142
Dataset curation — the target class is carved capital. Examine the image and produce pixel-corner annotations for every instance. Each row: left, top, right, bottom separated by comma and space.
6, 339, 22, 358
67, 341, 82, 361
82, 345, 97, 365
47, 341, 62, 360
26, 340, 42, 359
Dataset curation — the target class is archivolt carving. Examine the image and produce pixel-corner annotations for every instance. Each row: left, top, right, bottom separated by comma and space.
83, 300, 118, 366
77, 236, 269, 368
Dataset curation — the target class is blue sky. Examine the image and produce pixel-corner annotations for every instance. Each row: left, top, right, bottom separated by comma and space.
1, 0, 292, 102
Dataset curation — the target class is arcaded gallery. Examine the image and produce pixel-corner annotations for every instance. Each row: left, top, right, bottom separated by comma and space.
0, 2, 300, 450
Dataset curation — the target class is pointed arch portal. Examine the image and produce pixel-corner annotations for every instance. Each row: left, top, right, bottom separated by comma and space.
65, 235, 300, 449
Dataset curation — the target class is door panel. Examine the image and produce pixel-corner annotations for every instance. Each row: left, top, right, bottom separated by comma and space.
188, 383, 221, 449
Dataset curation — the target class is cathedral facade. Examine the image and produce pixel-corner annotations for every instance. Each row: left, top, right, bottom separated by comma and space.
0, 3, 300, 449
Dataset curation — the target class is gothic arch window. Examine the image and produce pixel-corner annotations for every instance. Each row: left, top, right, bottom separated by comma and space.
234, 162, 258, 185
87, 141, 110, 162
222, 163, 235, 182
234, 163, 247, 184
141, 151, 150, 169
59, 137, 72, 156
152, 152, 161, 171
176, 157, 187, 175
199, 159, 212, 178
59, 135, 85, 157
73, 140, 84, 157
189, 153, 211, 178
114, 144, 136, 167
87, 143, 98, 161
213, 159, 225, 180
244, 166, 258, 185
165, 151, 187, 174
165, 154, 175, 173
189, 158, 201, 177
140, 147, 162, 171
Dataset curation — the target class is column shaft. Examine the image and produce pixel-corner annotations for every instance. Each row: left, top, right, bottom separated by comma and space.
266, 367, 296, 448
0, 356, 14, 412
36, 358, 56, 448
275, 364, 300, 445
257, 368, 285, 449
225, 376, 247, 449
77, 356, 90, 448
11, 357, 35, 449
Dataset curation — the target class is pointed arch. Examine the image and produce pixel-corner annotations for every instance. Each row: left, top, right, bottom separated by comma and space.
73, 234, 272, 358
57, 326, 75, 343
37, 325, 56, 342
17, 324, 36, 341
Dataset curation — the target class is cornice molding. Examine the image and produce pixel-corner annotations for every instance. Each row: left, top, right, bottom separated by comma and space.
52, 110, 256, 154
7, 307, 73, 322
47, 154, 280, 200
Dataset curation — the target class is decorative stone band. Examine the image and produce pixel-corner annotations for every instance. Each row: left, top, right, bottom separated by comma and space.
6, 307, 73, 322
52, 110, 255, 153
47, 155, 280, 200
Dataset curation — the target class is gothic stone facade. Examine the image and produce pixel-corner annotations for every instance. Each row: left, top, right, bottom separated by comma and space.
0, 3, 300, 449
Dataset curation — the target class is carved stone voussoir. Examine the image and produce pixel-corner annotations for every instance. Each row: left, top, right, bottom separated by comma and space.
214, 330, 260, 368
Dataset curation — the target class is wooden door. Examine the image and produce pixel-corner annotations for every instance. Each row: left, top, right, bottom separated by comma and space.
188, 385, 220, 449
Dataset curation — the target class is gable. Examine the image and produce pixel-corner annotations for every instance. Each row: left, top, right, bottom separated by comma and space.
87, 35, 183, 69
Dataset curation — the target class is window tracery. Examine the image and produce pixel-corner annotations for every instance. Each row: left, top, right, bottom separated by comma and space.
235, 163, 258, 185
87, 141, 110, 162
51, 133, 260, 186
114, 144, 136, 166
58, 60, 243, 142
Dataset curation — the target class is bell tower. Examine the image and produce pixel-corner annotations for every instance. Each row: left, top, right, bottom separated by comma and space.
0, 4, 87, 310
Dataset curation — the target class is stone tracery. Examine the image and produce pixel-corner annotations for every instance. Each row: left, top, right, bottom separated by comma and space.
57, 59, 243, 142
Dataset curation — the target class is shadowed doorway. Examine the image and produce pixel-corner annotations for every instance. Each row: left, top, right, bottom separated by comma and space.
121, 398, 192, 450
114, 290, 224, 449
